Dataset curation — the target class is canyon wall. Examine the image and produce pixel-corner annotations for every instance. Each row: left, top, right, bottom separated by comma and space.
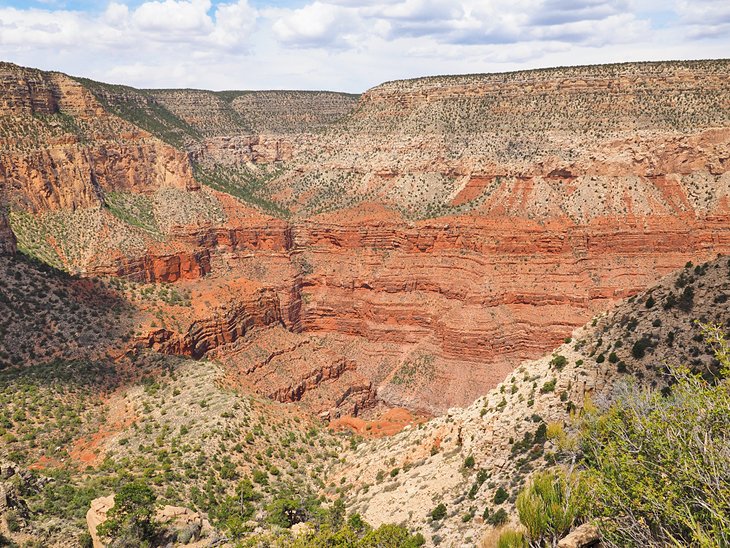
2, 60, 730, 413
286, 209, 730, 409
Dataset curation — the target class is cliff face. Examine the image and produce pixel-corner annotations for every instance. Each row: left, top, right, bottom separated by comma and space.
139, 285, 282, 358
0, 64, 197, 214
147, 88, 360, 136
3, 60, 730, 415
287, 208, 730, 409
257, 61, 730, 218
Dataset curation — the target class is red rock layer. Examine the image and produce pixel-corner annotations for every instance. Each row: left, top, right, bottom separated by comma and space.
220, 327, 376, 418
90, 249, 212, 283
3, 61, 730, 415
110, 203, 730, 412
282, 210, 730, 409
139, 286, 282, 358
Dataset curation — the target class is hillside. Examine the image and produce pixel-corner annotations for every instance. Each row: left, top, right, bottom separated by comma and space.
77, 78, 358, 146
1, 250, 727, 545
263, 59, 730, 217
0, 254, 356, 546
330, 254, 730, 546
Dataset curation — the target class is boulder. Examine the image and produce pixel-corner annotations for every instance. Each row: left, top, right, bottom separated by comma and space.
87, 495, 211, 547
291, 522, 313, 537
558, 522, 601, 548
86, 495, 115, 548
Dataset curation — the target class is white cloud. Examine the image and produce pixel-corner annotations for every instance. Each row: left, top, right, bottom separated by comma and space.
0, 0, 727, 92
131, 0, 214, 35
211, 1, 258, 48
103, 2, 129, 26
268, 0, 651, 48
675, 0, 730, 39
272, 2, 358, 48
0, 1, 256, 51
676, 0, 730, 25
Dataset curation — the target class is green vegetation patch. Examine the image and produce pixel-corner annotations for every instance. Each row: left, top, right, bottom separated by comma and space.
75, 78, 202, 149
0, 359, 117, 466
194, 164, 290, 218
390, 353, 436, 387
8, 210, 65, 269
104, 191, 161, 238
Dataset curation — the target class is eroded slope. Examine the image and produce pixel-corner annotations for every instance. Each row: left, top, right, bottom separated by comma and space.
330, 254, 730, 546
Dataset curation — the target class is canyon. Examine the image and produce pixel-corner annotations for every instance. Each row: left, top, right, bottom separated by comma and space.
1, 60, 729, 418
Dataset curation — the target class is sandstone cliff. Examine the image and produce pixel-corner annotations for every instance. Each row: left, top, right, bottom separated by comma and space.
0, 63, 197, 213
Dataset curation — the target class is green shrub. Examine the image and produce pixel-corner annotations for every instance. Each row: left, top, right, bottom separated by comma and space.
96, 480, 158, 543
252, 468, 268, 485
550, 355, 567, 371
493, 486, 509, 505
487, 508, 508, 526
678, 286, 694, 312
580, 326, 730, 547
516, 470, 588, 546
497, 529, 527, 548
348, 512, 367, 532
6, 510, 21, 533
430, 503, 447, 521
266, 497, 304, 528
463, 455, 475, 469
540, 379, 556, 393
631, 336, 652, 359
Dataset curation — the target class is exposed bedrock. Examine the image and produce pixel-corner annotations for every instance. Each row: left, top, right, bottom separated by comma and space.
281, 212, 730, 409
139, 286, 283, 358
116, 205, 730, 412
90, 249, 212, 283
4, 60, 730, 414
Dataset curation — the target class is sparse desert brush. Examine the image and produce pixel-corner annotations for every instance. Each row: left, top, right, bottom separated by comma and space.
579, 325, 730, 547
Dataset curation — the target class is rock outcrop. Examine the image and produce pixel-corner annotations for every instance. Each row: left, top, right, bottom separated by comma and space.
0, 210, 16, 255
220, 326, 377, 417
558, 523, 601, 548
86, 495, 211, 548
286, 207, 730, 409
90, 248, 212, 283
139, 285, 283, 358
0, 63, 197, 215
86, 495, 114, 548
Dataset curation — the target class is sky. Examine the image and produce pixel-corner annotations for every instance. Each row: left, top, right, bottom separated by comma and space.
0, 0, 728, 93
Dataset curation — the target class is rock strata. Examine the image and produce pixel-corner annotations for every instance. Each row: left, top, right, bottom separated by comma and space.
3, 60, 730, 414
